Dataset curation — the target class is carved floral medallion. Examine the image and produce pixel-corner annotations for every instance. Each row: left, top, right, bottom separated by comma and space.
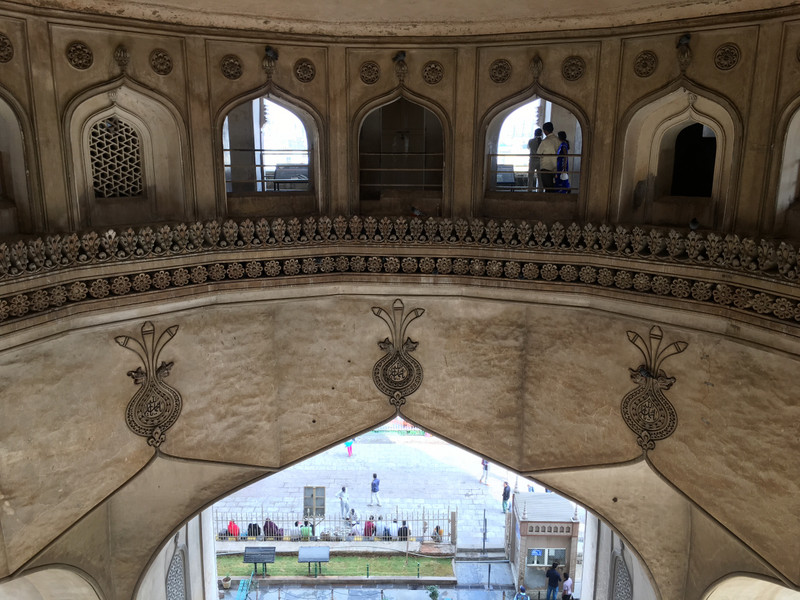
220, 55, 243, 80
633, 51, 657, 77
116, 321, 182, 447
620, 326, 687, 451
561, 56, 585, 81
0, 34, 13, 63
371, 299, 425, 408
150, 49, 173, 75
489, 59, 511, 83
360, 61, 380, 84
67, 41, 93, 70
714, 43, 740, 70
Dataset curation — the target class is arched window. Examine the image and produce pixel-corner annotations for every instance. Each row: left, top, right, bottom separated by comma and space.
358, 97, 444, 217
669, 123, 716, 197
223, 97, 311, 194
0, 95, 28, 234
776, 104, 800, 234
89, 116, 144, 199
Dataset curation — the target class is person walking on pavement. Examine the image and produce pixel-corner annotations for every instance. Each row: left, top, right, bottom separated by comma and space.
545, 562, 561, 600
514, 585, 530, 600
562, 572, 573, 599
344, 438, 354, 457
502, 481, 511, 513
336, 486, 350, 519
368, 473, 382, 506
479, 458, 489, 484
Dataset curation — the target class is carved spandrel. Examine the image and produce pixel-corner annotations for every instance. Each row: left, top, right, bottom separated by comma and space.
371, 299, 425, 408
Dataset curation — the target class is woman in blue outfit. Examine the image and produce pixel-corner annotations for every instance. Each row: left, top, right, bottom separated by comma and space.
555, 131, 571, 193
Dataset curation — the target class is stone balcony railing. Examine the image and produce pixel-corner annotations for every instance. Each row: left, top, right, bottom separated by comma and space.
0, 216, 798, 334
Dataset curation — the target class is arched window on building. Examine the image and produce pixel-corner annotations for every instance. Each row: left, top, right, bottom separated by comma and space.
776, 104, 800, 234
669, 123, 716, 197
222, 96, 316, 217
358, 97, 444, 217
89, 116, 144, 200
0, 96, 28, 235
482, 96, 582, 221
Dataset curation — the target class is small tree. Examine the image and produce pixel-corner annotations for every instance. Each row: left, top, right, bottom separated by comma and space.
426, 585, 439, 600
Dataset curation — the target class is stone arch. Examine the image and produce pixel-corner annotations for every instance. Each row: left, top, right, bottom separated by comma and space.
0, 86, 39, 234
615, 84, 740, 230
215, 83, 326, 218
64, 78, 191, 229
773, 96, 800, 235
476, 84, 590, 221
352, 88, 452, 217
703, 574, 800, 600
0, 567, 101, 600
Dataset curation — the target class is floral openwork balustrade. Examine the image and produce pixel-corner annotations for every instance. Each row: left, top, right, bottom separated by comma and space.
0, 216, 798, 329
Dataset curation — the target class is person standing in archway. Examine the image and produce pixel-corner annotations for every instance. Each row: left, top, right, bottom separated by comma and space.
555, 131, 571, 193
527, 128, 543, 191
536, 122, 559, 192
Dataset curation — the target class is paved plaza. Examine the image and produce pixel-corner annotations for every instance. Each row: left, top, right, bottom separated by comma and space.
213, 429, 555, 597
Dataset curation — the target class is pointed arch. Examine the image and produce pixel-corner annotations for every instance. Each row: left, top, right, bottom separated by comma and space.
351, 87, 452, 217
215, 82, 326, 218
613, 81, 741, 230
63, 76, 191, 228
0, 565, 102, 599
476, 82, 591, 221
0, 85, 40, 234
772, 94, 800, 236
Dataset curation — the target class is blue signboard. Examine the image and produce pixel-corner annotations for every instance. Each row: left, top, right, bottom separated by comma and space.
529, 549, 543, 557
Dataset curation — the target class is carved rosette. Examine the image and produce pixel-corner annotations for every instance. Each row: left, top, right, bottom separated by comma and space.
561, 56, 585, 81
489, 59, 511, 83
620, 326, 687, 451
0, 34, 13, 63
422, 61, 443, 85
150, 49, 173, 75
371, 299, 425, 408
714, 43, 740, 70
633, 51, 657, 77
116, 321, 182, 447
67, 41, 93, 70
294, 59, 315, 83
220, 55, 243, 80
360, 61, 380, 84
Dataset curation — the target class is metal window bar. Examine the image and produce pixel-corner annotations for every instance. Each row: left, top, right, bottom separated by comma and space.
223, 148, 310, 191
214, 508, 455, 545
487, 152, 581, 193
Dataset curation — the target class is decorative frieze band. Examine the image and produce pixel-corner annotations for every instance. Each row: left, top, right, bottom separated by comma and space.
0, 252, 798, 327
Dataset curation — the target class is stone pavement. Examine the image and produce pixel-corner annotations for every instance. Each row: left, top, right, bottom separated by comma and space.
214, 431, 545, 551
213, 431, 548, 595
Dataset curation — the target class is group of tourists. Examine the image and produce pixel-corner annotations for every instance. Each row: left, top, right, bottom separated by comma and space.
527, 121, 571, 193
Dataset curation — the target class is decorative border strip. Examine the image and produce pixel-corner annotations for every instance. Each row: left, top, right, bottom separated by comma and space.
1, 255, 798, 326
1, 217, 798, 282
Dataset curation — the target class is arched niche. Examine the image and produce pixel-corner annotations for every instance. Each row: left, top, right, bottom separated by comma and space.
217, 86, 325, 218
0, 91, 33, 235
775, 101, 800, 236
353, 90, 451, 217
616, 87, 738, 230
477, 87, 588, 222
0, 567, 100, 600
65, 81, 190, 229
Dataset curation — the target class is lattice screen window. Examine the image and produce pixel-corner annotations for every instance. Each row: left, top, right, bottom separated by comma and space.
613, 555, 633, 600
166, 550, 186, 600
89, 116, 144, 198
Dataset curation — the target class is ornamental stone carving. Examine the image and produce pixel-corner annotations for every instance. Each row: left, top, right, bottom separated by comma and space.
633, 51, 657, 77
371, 299, 425, 408
561, 56, 585, 81
220, 55, 242, 79
489, 59, 511, 83
150, 49, 173, 75
613, 556, 633, 600
66, 41, 93, 70
263, 45, 279, 79
621, 326, 687, 451
677, 33, 692, 73
114, 45, 129, 72
294, 58, 315, 82
422, 61, 443, 85
393, 51, 408, 84
116, 321, 182, 447
714, 43, 740, 70
530, 55, 543, 80
0, 34, 13, 63
360, 61, 380, 84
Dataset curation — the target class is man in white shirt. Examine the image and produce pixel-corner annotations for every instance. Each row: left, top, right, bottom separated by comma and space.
562, 571, 573, 600
535, 122, 559, 192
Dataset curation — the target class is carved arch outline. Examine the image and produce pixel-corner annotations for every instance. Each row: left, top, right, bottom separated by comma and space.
214, 81, 328, 216
612, 79, 742, 230
62, 75, 192, 228
0, 83, 42, 233
475, 81, 592, 217
350, 86, 453, 216
770, 92, 800, 235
